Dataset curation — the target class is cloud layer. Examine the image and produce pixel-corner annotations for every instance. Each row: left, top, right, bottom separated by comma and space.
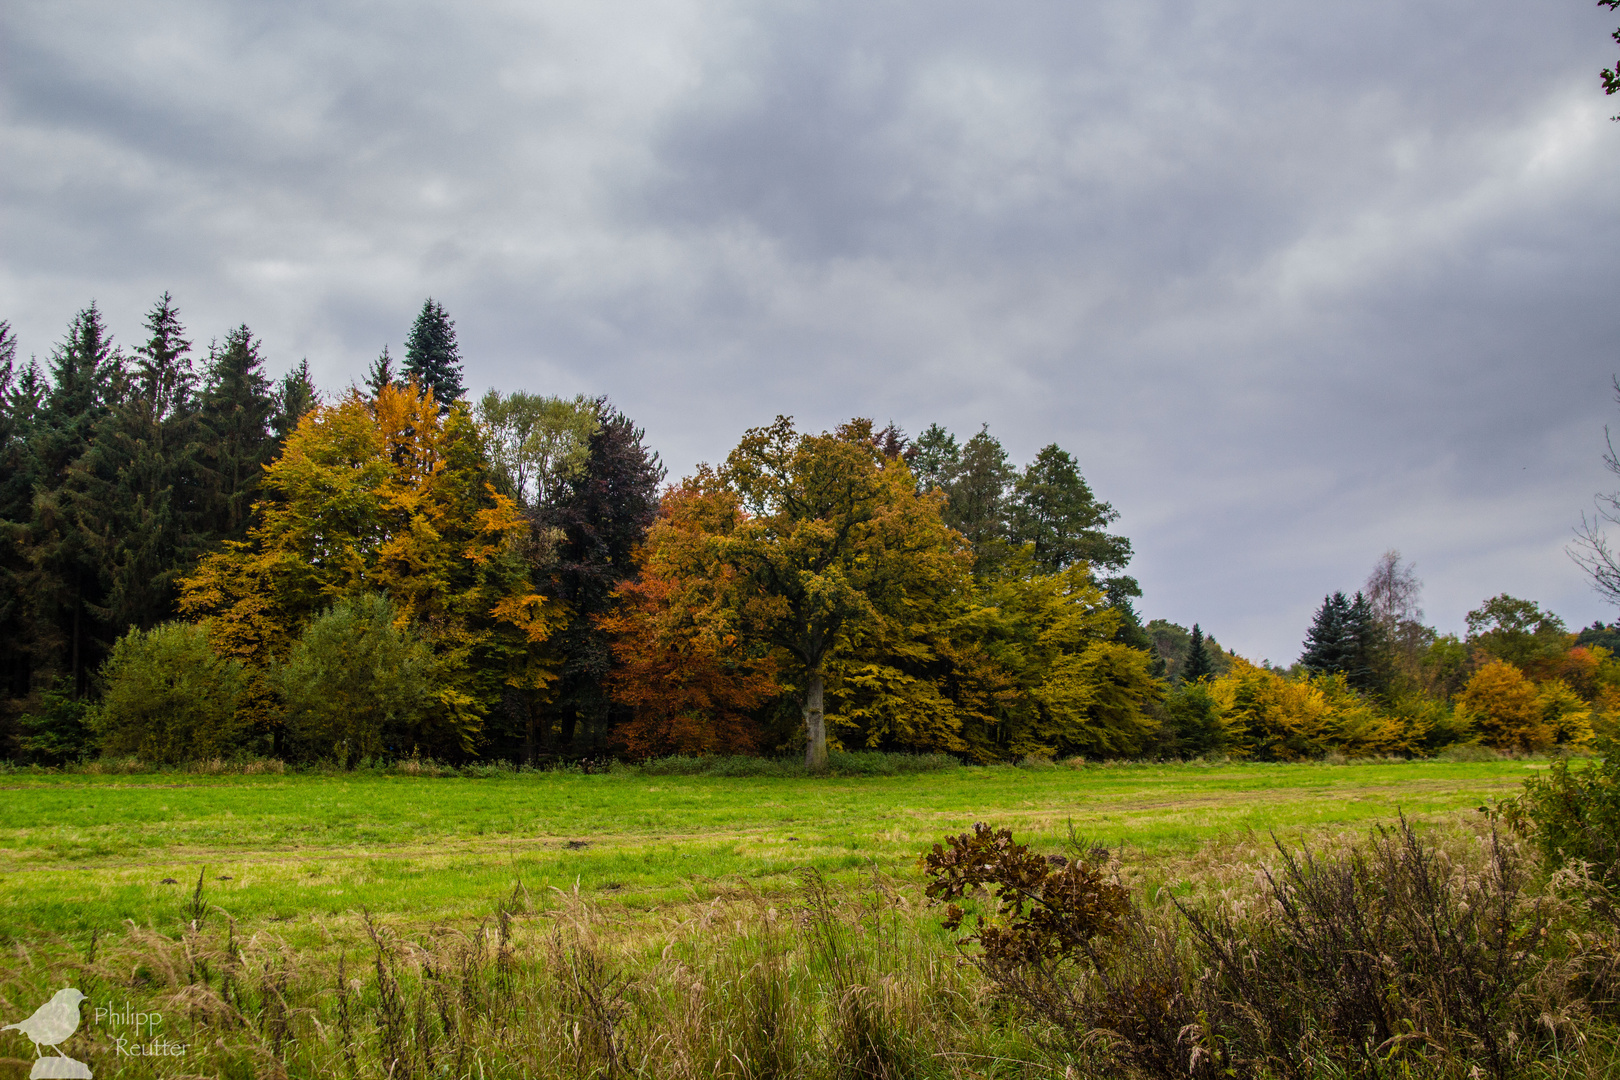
3, 0, 1619, 661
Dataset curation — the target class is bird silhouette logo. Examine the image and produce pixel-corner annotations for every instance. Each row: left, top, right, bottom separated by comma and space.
3, 988, 92, 1079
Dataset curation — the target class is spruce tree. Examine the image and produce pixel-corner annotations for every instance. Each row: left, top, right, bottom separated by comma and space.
24, 304, 124, 696
1299, 592, 1356, 675
72, 294, 203, 633
402, 299, 465, 411
365, 345, 397, 398
197, 325, 276, 540
908, 423, 959, 495
1182, 623, 1214, 682
944, 425, 1017, 575
1011, 443, 1132, 574
273, 359, 317, 444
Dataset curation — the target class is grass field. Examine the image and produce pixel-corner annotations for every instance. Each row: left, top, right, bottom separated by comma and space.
0, 757, 1535, 943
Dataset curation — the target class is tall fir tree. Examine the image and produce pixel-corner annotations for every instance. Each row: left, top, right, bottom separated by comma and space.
365, 345, 398, 398
196, 326, 276, 541
402, 299, 465, 411
908, 423, 959, 495
944, 425, 1017, 575
1182, 622, 1214, 683
1299, 592, 1355, 675
24, 304, 125, 696
273, 359, 318, 444
1012, 444, 1132, 574
70, 294, 203, 633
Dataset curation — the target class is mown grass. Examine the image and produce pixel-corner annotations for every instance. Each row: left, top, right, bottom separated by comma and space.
3, 757, 1583, 1079
0, 758, 1534, 942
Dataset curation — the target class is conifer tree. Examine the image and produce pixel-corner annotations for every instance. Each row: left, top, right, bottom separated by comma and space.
909, 423, 959, 495
1182, 622, 1214, 682
72, 294, 202, 633
24, 304, 124, 696
365, 345, 397, 398
1300, 592, 1355, 675
196, 325, 276, 540
274, 359, 317, 444
402, 299, 465, 411
945, 425, 1017, 575
1012, 444, 1132, 575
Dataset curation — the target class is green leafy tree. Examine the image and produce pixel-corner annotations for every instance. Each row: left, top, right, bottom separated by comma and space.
403, 299, 466, 411
476, 391, 599, 507
1465, 594, 1571, 674
92, 622, 248, 762
712, 416, 971, 770
1602, 0, 1619, 118
275, 593, 446, 765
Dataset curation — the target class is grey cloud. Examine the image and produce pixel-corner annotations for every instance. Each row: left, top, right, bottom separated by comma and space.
1, 0, 1617, 661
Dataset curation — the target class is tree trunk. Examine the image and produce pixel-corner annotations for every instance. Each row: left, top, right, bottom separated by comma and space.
803, 670, 828, 772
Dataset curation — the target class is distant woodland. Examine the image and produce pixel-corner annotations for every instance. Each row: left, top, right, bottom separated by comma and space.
1, 297, 1614, 767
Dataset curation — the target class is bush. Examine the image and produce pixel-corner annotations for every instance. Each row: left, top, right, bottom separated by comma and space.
92, 622, 248, 763
14, 686, 95, 764
276, 593, 468, 766
926, 820, 1558, 1080
1516, 739, 1620, 892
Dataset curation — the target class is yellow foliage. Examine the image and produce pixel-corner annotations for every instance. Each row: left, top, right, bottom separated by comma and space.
1457, 659, 1550, 751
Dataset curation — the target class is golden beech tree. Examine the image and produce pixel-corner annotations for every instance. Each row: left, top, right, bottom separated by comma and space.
1458, 659, 1550, 751
179, 381, 560, 753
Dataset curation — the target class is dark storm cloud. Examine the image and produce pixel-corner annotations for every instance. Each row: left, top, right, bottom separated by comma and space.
2, 0, 1618, 661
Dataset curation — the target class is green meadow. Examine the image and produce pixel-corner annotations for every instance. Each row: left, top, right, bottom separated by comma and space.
0, 758, 1531, 942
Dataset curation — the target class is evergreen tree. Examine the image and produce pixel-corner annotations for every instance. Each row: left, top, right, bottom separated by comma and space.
944, 424, 1017, 575
530, 400, 664, 758
196, 326, 276, 540
402, 299, 465, 411
1300, 592, 1356, 675
274, 359, 318, 444
365, 345, 397, 398
908, 423, 959, 495
1182, 622, 1214, 682
1344, 590, 1385, 693
1012, 444, 1132, 574
23, 304, 125, 697
71, 294, 203, 633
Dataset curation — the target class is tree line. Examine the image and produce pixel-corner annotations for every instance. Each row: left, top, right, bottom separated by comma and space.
1, 297, 1614, 767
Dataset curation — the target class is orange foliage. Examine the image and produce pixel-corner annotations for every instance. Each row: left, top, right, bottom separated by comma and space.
598, 567, 780, 758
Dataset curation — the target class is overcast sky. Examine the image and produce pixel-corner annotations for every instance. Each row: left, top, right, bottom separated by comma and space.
3, 1, 1619, 664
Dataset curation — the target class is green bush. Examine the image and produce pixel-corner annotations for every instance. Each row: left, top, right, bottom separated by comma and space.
1516, 739, 1620, 889
275, 594, 461, 766
14, 686, 95, 764
92, 622, 248, 763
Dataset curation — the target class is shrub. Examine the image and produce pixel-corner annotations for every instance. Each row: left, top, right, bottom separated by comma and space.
92, 622, 248, 762
14, 686, 96, 764
276, 593, 469, 765
1516, 739, 1620, 891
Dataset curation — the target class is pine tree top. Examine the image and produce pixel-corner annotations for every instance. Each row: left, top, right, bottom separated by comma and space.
403, 299, 465, 412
